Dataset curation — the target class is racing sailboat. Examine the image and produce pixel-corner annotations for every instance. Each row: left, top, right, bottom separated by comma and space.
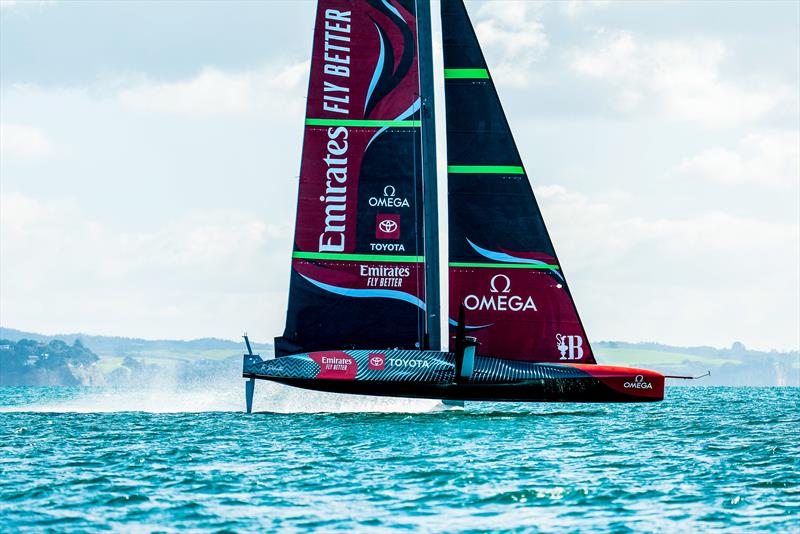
242, 0, 665, 410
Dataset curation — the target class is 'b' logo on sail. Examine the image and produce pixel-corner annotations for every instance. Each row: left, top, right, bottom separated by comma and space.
556, 334, 584, 360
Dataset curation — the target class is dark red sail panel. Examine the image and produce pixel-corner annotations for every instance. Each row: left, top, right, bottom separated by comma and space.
441, 0, 595, 364
276, 0, 426, 357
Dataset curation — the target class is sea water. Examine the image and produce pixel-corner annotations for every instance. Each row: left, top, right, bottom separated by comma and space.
0, 385, 797, 532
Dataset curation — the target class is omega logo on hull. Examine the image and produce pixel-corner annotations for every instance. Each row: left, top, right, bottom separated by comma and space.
624, 374, 654, 389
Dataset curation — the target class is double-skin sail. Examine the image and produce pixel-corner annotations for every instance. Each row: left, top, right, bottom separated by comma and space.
441, 0, 595, 364
276, 0, 428, 356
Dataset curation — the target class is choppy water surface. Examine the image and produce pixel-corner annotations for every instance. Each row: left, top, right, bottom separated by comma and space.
0, 386, 798, 532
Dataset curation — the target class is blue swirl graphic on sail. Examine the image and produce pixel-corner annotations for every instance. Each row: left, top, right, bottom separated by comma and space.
381, 0, 403, 21
300, 274, 426, 311
366, 97, 421, 149
447, 318, 493, 330
467, 238, 564, 281
365, 22, 386, 114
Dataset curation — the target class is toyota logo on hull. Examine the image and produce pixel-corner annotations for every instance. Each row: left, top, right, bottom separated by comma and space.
368, 353, 385, 371
463, 274, 538, 312
387, 358, 430, 369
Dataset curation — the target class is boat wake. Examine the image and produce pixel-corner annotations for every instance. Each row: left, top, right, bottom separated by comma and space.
1, 379, 447, 414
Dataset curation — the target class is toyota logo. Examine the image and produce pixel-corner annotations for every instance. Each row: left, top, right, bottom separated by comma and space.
489, 274, 511, 293
370, 356, 383, 366
379, 219, 398, 233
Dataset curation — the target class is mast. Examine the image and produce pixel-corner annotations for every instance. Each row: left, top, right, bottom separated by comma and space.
417, 0, 441, 350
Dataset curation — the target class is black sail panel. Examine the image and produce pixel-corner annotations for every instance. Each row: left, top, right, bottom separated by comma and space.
442, 0, 595, 364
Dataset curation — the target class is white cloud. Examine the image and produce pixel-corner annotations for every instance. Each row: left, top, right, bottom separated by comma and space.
561, 0, 611, 17
117, 62, 309, 118
674, 132, 800, 188
535, 185, 800, 350
474, 2, 549, 87
0, 192, 293, 339
0, 0, 54, 10
569, 31, 793, 126
0, 123, 59, 158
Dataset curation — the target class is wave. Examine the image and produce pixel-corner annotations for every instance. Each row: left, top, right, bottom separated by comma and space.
0, 380, 448, 414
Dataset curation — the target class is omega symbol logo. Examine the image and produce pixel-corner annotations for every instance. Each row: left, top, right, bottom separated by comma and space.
463, 273, 537, 313
624, 374, 653, 390
489, 274, 511, 293
369, 185, 409, 208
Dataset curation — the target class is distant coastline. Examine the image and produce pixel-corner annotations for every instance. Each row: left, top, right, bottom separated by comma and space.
1, 327, 797, 387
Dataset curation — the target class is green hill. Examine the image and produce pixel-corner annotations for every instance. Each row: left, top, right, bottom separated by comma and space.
0, 327, 796, 387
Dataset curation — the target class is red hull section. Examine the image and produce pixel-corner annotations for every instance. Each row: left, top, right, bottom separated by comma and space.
568, 364, 665, 402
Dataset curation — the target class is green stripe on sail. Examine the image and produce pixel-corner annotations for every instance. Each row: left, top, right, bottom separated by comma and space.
305, 118, 421, 127
449, 262, 559, 270
294, 252, 425, 263
448, 165, 525, 174
444, 68, 490, 79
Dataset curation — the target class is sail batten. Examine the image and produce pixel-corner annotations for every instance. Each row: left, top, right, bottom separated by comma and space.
441, 0, 596, 364
443, 68, 489, 79
448, 165, 525, 174
293, 252, 424, 263
304, 118, 421, 127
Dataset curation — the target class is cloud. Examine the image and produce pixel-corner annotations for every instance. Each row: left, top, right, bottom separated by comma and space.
0, 0, 54, 10
535, 185, 800, 350
569, 30, 793, 126
0, 123, 59, 158
0, 192, 293, 339
560, 0, 611, 17
116, 62, 309, 119
674, 132, 800, 188
473, 2, 549, 87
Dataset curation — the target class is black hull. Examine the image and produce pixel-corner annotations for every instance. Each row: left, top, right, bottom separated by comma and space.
242, 350, 664, 405
245, 375, 661, 403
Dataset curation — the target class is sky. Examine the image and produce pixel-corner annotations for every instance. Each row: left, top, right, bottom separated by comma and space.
1, 0, 798, 351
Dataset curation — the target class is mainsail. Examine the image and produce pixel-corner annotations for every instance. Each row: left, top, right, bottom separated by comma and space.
276, 0, 428, 356
441, 0, 596, 364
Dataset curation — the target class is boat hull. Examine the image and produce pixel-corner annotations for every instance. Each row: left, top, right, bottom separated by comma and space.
243, 350, 664, 403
